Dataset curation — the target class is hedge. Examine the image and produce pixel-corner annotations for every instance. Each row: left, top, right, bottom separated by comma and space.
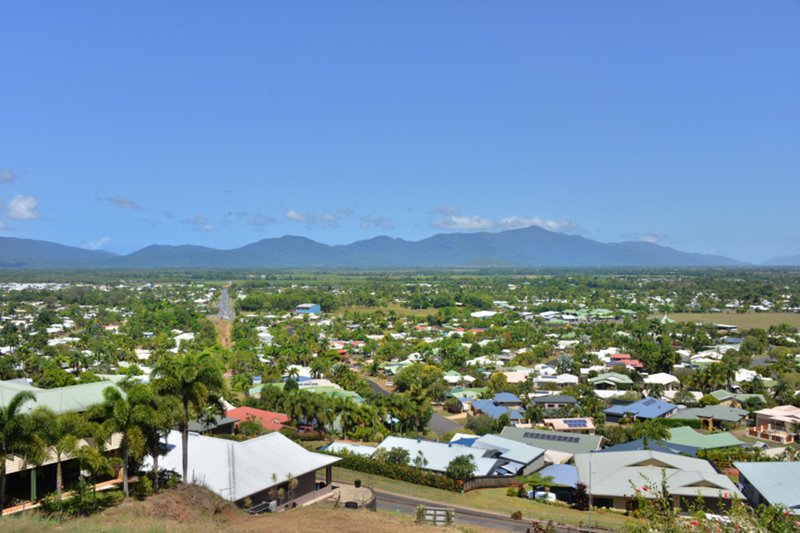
329, 452, 464, 492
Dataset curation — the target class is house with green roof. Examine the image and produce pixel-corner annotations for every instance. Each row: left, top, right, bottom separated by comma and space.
666, 426, 744, 451
709, 390, 766, 408
0, 379, 123, 415
588, 372, 633, 390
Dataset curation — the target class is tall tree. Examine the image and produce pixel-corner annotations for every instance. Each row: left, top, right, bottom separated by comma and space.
29, 408, 85, 501
0, 391, 43, 516
152, 351, 224, 483
90, 383, 157, 498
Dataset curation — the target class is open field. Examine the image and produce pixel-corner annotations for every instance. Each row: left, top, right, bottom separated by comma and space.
340, 303, 439, 317
207, 316, 233, 348
4, 485, 491, 533
657, 312, 800, 329
331, 467, 632, 531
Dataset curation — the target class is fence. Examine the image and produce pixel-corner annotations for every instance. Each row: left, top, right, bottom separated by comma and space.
416, 506, 454, 526
463, 476, 518, 492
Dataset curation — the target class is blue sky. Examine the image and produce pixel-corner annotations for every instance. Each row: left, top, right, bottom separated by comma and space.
1, 1, 798, 263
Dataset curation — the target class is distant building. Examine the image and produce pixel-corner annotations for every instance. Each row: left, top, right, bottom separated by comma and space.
604, 397, 677, 423
295, 303, 321, 314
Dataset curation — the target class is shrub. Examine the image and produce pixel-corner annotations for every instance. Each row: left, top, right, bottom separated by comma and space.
329, 452, 463, 492
134, 474, 153, 500
511, 510, 523, 520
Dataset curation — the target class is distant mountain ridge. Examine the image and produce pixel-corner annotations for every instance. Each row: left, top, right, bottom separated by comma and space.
0, 226, 748, 269
762, 254, 800, 266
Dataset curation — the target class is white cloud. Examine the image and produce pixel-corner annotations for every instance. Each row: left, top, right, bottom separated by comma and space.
83, 237, 111, 250
0, 170, 16, 183
104, 195, 142, 210
432, 214, 495, 230
361, 215, 394, 230
430, 206, 578, 233
285, 209, 342, 227
7, 195, 40, 220
286, 209, 305, 222
182, 213, 213, 232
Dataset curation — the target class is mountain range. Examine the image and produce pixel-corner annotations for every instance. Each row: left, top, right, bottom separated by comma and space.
0, 226, 765, 269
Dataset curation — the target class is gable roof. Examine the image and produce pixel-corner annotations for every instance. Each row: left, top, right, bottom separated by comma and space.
589, 373, 633, 386
0, 380, 122, 414
376, 436, 500, 476
472, 399, 523, 420
499, 426, 604, 455
735, 461, 800, 512
574, 450, 742, 500
671, 405, 749, 423
470, 434, 545, 467
599, 438, 699, 457
148, 430, 339, 502
604, 397, 676, 420
532, 395, 577, 405
226, 406, 290, 431
666, 426, 744, 450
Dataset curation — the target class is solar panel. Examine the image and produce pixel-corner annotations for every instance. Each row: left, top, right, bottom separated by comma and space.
642, 399, 656, 406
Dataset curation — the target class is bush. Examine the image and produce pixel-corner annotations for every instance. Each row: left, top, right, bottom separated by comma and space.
134, 474, 153, 500
329, 452, 463, 492
511, 510, 523, 520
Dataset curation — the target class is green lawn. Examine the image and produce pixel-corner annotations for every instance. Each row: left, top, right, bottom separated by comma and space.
330, 467, 633, 531
339, 303, 438, 317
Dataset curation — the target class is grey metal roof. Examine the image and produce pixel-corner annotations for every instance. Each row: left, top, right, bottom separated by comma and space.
0, 379, 122, 414
377, 436, 500, 476
574, 450, 742, 500
734, 462, 800, 511
146, 430, 339, 502
672, 405, 749, 423
499, 426, 604, 454
471, 434, 545, 466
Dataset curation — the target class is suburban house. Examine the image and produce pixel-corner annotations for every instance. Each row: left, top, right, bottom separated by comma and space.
1, 379, 125, 503
574, 450, 742, 512
734, 462, 800, 515
226, 406, 290, 432
588, 372, 633, 390
643, 372, 680, 392
295, 303, 321, 314
150, 430, 340, 509
448, 433, 546, 476
543, 418, 596, 433
709, 390, 766, 408
471, 393, 524, 422
375, 436, 503, 477
670, 405, 749, 430
532, 395, 578, 410
187, 415, 239, 435
536, 464, 579, 502
665, 426, 744, 451
604, 397, 677, 424
599, 438, 700, 457
500, 426, 605, 464
754, 405, 800, 433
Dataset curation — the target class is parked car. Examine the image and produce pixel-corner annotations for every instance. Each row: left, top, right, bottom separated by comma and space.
527, 490, 556, 502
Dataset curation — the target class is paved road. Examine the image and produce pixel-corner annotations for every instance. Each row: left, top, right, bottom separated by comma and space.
367, 378, 389, 396
374, 490, 572, 532
217, 286, 234, 321
428, 411, 462, 436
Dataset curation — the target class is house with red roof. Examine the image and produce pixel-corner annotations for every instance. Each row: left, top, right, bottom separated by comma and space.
227, 406, 290, 432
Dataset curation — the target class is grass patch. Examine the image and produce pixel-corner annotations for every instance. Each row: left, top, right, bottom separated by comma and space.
339, 304, 438, 317
658, 312, 800, 329
331, 466, 633, 530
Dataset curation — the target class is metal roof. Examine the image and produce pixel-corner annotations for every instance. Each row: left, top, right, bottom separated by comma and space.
470, 434, 545, 466
376, 436, 500, 476
146, 430, 339, 502
574, 450, 742, 500
0, 379, 122, 414
604, 397, 677, 420
734, 461, 800, 511
499, 426, 604, 455
666, 426, 744, 450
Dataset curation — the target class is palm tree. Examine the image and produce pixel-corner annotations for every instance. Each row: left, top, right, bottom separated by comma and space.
152, 351, 224, 483
29, 408, 85, 501
90, 383, 157, 498
143, 394, 178, 493
0, 391, 42, 516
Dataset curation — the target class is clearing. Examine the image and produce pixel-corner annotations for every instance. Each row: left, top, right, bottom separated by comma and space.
660, 312, 800, 330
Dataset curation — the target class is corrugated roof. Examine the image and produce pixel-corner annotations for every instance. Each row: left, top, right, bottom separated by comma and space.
574, 450, 742, 500
146, 430, 339, 502
734, 462, 800, 511
471, 434, 545, 466
0, 380, 122, 414
377, 436, 500, 476
666, 426, 744, 450
604, 397, 676, 420
499, 426, 604, 455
